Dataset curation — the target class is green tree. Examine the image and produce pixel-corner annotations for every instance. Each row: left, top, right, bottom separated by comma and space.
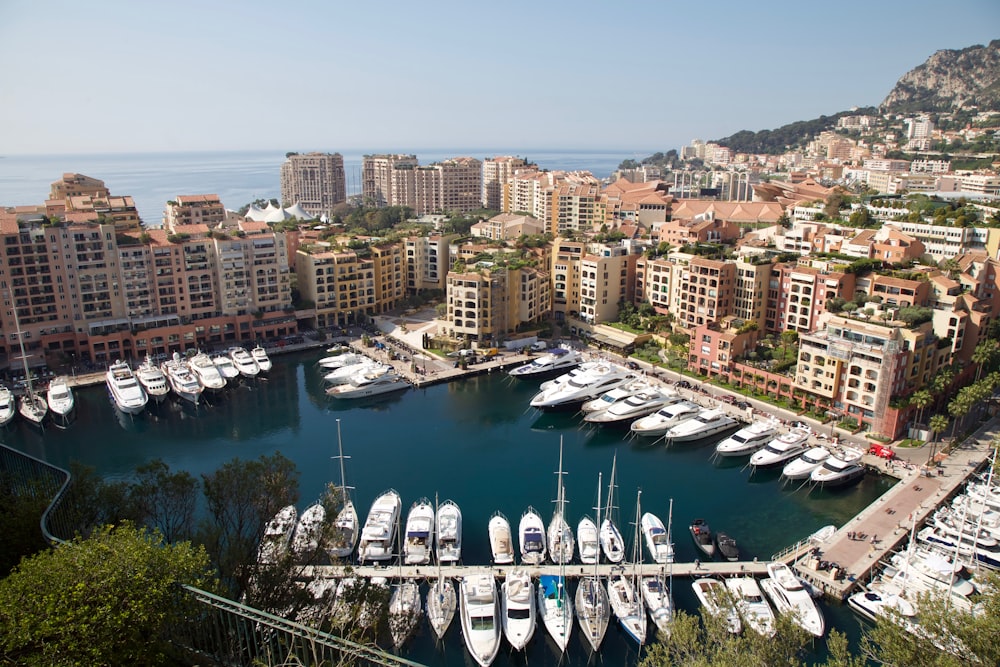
128, 459, 197, 543
0, 473, 50, 574
909, 389, 933, 428
971, 340, 998, 383
779, 330, 799, 359
928, 413, 949, 463
0, 523, 218, 667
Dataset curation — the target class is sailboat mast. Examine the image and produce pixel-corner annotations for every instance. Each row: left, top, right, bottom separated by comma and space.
335, 419, 350, 507
595, 472, 602, 580
634, 489, 642, 582
10, 291, 35, 400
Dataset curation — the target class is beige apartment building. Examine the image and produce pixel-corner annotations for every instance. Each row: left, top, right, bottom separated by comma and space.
295, 248, 376, 330
677, 257, 735, 330
371, 243, 405, 312
443, 266, 550, 343
470, 213, 545, 241
578, 245, 632, 325
405, 235, 450, 293
279, 152, 347, 218
362, 155, 482, 215
481, 156, 532, 210
163, 194, 227, 231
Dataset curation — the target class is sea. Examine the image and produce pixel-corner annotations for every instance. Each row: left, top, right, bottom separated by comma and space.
3, 350, 890, 666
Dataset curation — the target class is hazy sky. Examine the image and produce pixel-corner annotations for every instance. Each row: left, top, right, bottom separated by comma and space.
2, 0, 997, 156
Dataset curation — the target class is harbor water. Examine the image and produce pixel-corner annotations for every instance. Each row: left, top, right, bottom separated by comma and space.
4, 350, 891, 665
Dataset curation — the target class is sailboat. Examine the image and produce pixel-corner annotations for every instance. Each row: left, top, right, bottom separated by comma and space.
547, 437, 575, 564
10, 294, 47, 427
607, 487, 647, 645
425, 493, 457, 641
641, 497, 675, 637
388, 508, 422, 648
538, 435, 574, 652
600, 452, 626, 564
575, 470, 610, 652
325, 419, 358, 560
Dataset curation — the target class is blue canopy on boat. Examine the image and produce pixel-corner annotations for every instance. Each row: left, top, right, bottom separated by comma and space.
408, 530, 430, 538
550, 348, 569, 357
540, 575, 563, 598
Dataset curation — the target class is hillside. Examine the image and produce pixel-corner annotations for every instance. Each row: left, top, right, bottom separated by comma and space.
881, 40, 1000, 113
709, 108, 878, 155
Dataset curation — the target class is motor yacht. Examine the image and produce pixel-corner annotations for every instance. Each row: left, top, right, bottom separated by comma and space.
537, 574, 573, 651
403, 498, 435, 565
917, 525, 1000, 570
726, 577, 776, 637
46, 376, 74, 426
228, 346, 260, 378
689, 518, 716, 558
488, 512, 515, 565
189, 352, 227, 392
663, 408, 738, 443
577, 515, 600, 565
0, 384, 15, 427
640, 574, 673, 636
930, 508, 999, 547
258, 504, 297, 564
749, 427, 812, 468
965, 482, 1000, 513
580, 379, 650, 414
136, 356, 170, 402
810, 446, 866, 488
529, 363, 635, 411
326, 367, 409, 399
519, 507, 547, 565
388, 579, 422, 648
211, 354, 240, 381
508, 346, 583, 380
538, 363, 596, 392
641, 512, 674, 564
714, 418, 780, 457
575, 574, 610, 652
323, 359, 380, 385
585, 388, 679, 427
291, 501, 326, 559
500, 568, 536, 651
760, 562, 825, 637
318, 351, 366, 369
887, 547, 977, 603
716, 531, 739, 562
630, 400, 702, 438
106, 359, 149, 414
692, 577, 741, 634
436, 499, 462, 563
161, 353, 203, 405
459, 573, 501, 667
847, 581, 917, 624
358, 489, 402, 563
251, 345, 272, 373
781, 446, 832, 481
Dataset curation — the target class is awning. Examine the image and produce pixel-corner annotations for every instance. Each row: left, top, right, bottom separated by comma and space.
589, 333, 634, 351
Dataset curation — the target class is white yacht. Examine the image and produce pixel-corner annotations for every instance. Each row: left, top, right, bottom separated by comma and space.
781, 446, 832, 481
106, 359, 149, 414
426, 570, 457, 641
500, 568, 536, 651
600, 454, 626, 564
228, 346, 260, 378
291, 501, 326, 559
760, 562, 825, 637
519, 507, 547, 565
664, 408, 739, 443
19, 390, 48, 428
577, 515, 600, 565
641, 574, 673, 636
580, 379, 650, 414
810, 446, 866, 487
630, 400, 702, 438
607, 569, 647, 645
930, 508, 998, 547
529, 363, 635, 411
318, 351, 366, 369
258, 504, 297, 564
547, 441, 575, 564
714, 418, 780, 457
459, 573, 502, 667
575, 574, 610, 652
537, 574, 573, 652
726, 577, 776, 637
0, 384, 15, 427
46, 376, 74, 426
692, 577, 742, 634
847, 582, 918, 624
641, 512, 675, 564
326, 420, 358, 560
749, 427, 813, 468
388, 580, 422, 648
403, 498, 435, 565
436, 499, 462, 563
358, 489, 402, 563
584, 388, 679, 426
326, 367, 409, 399
189, 352, 227, 392
251, 345, 272, 373
136, 356, 170, 402
324, 360, 380, 385
161, 353, 203, 405
917, 524, 1000, 570
211, 354, 240, 381
887, 547, 977, 603
508, 346, 582, 380
488, 512, 515, 565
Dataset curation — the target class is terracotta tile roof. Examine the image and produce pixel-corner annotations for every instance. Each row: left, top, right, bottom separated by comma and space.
239, 220, 269, 233
177, 194, 221, 205
0, 211, 19, 234
171, 223, 211, 235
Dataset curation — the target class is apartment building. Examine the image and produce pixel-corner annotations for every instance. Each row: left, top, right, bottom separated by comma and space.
688, 318, 761, 377
164, 194, 226, 231
279, 152, 347, 218
49, 173, 109, 201
371, 243, 405, 313
470, 213, 544, 241
600, 179, 672, 232
553, 182, 604, 236
732, 255, 772, 330
295, 248, 376, 329
443, 266, 550, 343
551, 240, 585, 322
880, 221, 992, 259
362, 155, 482, 215
578, 245, 632, 325
362, 154, 419, 208
768, 263, 854, 334
482, 156, 532, 210
676, 257, 735, 330
404, 235, 449, 293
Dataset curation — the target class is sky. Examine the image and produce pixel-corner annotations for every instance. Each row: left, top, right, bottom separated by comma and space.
1, 0, 998, 156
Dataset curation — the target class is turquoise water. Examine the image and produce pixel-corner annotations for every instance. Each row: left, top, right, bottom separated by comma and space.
4, 351, 885, 665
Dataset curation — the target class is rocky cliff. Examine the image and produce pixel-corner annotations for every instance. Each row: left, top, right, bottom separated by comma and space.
881, 40, 1000, 112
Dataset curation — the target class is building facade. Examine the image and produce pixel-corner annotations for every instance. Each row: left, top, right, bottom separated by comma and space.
279, 152, 347, 218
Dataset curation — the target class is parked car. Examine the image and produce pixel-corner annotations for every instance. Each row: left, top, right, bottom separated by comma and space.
676, 380, 692, 389
625, 360, 640, 370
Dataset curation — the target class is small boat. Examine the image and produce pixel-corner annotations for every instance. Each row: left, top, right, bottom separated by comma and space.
664, 408, 739, 443
577, 515, 600, 565
690, 518, 716, 558
547, 439, 575, 564
716, 531, 739, 562
847, 583, 917, 624
436, 499, 462, 563
358, 489, 401, 563
508, 346, 583, 380
726, 576, 776, 637
760, 561, 825, 637
46, 376, 74, 426
106, 359, 149, 414
326, 420, 358, 560
641, 574, 673, 636
692, 577, 742, 634
608, 488, 648, 646
251, 345, 272, 373
575, 574, 610, 652
136, 356, 170, 402
781, 446, 832, 481
488, 512, 515, 565
291, 502, 326, 559
810, 446, 866, 488
749, 427, 812, 468
0, 384, 15, 427
228, 346, 260, 378
161, 353, 203, 405
459, 573, 502, 667
537, 574, 573, 651
500, 568, 536, 651
714, 418, 780, 457
519, 506, 547, 565
600, 454, 626, 564
641, 512, 675, 564
189, 351, 227, 392
358, 576, 389, 629
403, 498, 435, 565
11, 305, 48, 428
326, 367, 409, 399
211, 354, 240, 380
584, 388, 679, 426
258, 504, 297, 564
630, 400, 701, 438
426, 495, 457, 640
388, 579, 422, 648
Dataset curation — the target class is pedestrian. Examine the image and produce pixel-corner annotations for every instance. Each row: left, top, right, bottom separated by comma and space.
870, 534, 877, 546
694, 558, 700, 570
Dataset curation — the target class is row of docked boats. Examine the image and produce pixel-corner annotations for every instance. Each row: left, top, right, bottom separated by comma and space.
318, 347, 410, 399
0, 375, 76, 430
105, 346, 271, 413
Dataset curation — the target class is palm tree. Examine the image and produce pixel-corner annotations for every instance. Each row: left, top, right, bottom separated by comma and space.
928, 413, 949, 465
972, 340, 998, 383
909, 389, 933, 428
947, 394, 973, 446
930, 368, 955, 412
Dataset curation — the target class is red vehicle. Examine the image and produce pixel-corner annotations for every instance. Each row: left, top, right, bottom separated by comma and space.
868, 443, 895, 460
